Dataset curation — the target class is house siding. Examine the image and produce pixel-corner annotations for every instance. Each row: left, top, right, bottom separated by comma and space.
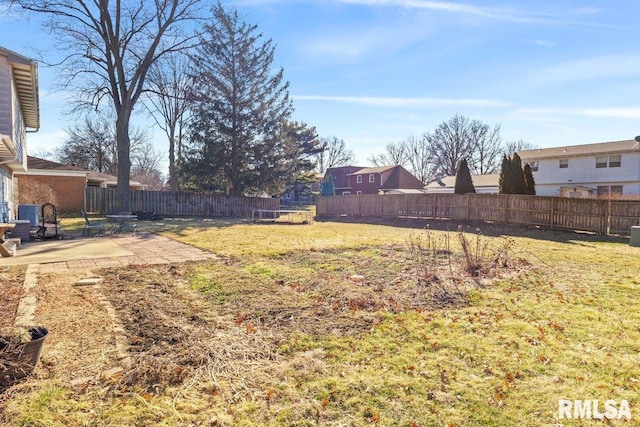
529, 152, 640, 196
11, 81, 26, 166
0, 57, 11, 137
351, 173, 380, 194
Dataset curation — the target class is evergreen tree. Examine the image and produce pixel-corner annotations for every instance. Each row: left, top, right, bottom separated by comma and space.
512, 153, 527, 194
499, 154, 528, 195
266, 120, 322, 200
454, 158, 476, 194
523, 163, 536, 195
183, 2, 292, 195
320, 173, 335, 196
498, 155, 512, 194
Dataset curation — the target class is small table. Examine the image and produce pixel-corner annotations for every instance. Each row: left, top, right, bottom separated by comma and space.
0, 223, 16, 257
105, 215, 138, 235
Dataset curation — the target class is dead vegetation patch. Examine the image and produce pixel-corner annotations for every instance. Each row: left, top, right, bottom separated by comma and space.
99, 265, 280, 402
0, 266, 27, 330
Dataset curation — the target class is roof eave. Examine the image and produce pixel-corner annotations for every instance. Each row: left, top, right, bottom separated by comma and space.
2, 48, 40, 130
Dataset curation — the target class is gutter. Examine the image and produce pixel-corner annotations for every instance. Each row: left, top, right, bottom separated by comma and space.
0, 135, 19, 165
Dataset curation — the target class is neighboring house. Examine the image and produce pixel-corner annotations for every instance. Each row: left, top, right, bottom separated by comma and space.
323, 165, 424, 195
0, 47, 39, 221
323, 166, 365, 195
519, 139, 640, 198
424, 174, 500, 194
281, 173, 323, 204
87, 171, 145, 190
15, 156, 89, 213
15, 157, 146, 214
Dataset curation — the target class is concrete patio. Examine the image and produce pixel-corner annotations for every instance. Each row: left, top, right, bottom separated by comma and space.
0, 232, 217, 272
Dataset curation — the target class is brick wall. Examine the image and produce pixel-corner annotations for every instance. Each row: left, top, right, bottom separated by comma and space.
17, 175, 86, 214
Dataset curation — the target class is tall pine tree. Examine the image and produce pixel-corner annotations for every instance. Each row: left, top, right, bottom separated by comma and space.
499, 154, 528, 195
512, 153, 527, 194
183, 2, 292, 195
498, 155, 512, 194
454, 158, 476, 194
523, 163, 536, 195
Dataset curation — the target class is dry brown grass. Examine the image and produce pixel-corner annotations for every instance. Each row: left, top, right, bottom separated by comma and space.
1, 217, 639, 426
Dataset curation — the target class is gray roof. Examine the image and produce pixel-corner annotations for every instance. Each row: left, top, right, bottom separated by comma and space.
425, 174, 499, 189
346, 165, 395, 175
519, 139, 640, 160
27, 156, 88, 172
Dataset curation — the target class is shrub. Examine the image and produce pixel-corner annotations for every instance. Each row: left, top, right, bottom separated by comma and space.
454, 158, 476, 195
18, 180, 59, 207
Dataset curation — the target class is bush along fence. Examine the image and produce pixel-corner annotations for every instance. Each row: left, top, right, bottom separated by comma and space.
316, 193, 640, 235
85, 187, 279, 217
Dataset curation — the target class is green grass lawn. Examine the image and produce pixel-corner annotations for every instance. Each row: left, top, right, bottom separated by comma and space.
4, 216, 640, 426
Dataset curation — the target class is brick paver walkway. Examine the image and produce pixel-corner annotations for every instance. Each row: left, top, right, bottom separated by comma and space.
38, 233, 217, 273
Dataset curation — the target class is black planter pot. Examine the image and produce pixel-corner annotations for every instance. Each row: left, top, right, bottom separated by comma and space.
0, 326, 48, 387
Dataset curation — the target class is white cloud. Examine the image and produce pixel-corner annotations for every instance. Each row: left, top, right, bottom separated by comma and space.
515, 106, 640, 119
582, 108, 640, 119
294, 95, 512, 108
303, 31, 395, 61
333, 0, 603, 25
570, 7, 602, 16
339, 0, 495, 17
533, 55, 640, 85
529, 39, 556, 48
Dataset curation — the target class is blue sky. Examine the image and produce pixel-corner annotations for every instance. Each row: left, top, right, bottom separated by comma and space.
2, 0, 640, 170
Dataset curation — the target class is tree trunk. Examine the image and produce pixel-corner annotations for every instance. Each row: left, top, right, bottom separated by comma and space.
168, 131, 178, 192
116, 109, 132, 213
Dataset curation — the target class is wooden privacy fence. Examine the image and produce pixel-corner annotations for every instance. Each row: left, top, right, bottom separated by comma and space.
317, 194, 640, 235
85, 187, 279, 217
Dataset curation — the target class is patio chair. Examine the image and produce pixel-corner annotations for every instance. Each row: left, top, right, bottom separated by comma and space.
80, 211, 105, 237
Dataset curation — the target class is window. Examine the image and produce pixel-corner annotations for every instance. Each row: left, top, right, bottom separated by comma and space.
369, 174, 375, 183
610, 185, 623, 195
596, 156, 607, 168
342, 191, 351, 195
527, 161, 538, 172
356, 175, 362, 183
559, 159, 568, 169
609, 155, 621, 167
597, 185, 623, 196
356, 191, 362, 195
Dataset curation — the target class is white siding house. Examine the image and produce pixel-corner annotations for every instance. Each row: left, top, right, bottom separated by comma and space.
518, 140, 640, 198
0, 47, 39, 221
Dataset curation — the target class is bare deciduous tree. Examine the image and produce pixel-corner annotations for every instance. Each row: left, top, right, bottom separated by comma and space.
12, 0, 205, 212
425, 114, 503, 177
403, 134, 434, 184
314, 136, 355, 173
368, 141, 409, 167
468, 122, 502, 175
503, 139, 536, 157
144, 53, 191, 191
424, 115, 479, 176
57, 115, 150, 176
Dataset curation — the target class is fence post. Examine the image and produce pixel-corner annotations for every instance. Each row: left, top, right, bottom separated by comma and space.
433, 193, 438, 219
605, 198, 611, 235
466, 194, 470, 221
504, 194, 509, 225
550, 198, 554, 229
